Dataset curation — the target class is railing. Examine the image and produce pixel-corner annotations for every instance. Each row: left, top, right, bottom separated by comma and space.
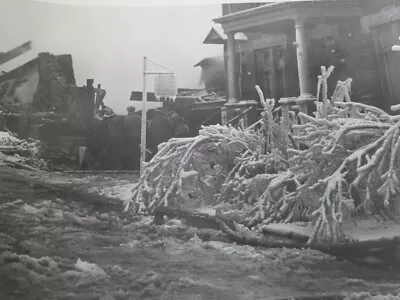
226, 105, 253, 128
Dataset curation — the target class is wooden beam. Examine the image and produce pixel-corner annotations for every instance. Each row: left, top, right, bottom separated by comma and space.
361, 5, 400, 29
0, 41, 32, 66
93, 88, 106, 94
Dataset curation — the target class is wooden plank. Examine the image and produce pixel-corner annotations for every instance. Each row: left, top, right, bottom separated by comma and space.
130, 91, 158, 102
361, 5, 400, 29
192, 100, 226, 109
0, 41, 32, 66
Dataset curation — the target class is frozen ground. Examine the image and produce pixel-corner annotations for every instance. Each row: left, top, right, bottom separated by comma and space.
1, 167, 400, 300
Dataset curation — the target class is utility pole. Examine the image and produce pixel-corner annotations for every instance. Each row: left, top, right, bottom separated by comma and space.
140, 57, 176, 176
140, 57, 148, 173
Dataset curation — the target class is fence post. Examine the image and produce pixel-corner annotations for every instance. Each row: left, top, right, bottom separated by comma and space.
279, 98, 290, 157
221, 106, 227, 125
242, 112, 248, 128
298, 101, 308, 115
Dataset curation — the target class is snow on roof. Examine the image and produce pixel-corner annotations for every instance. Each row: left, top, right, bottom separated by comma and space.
194, 56, 224, 68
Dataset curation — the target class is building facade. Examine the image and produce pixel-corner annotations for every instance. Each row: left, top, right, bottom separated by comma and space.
205, 0, 400, 111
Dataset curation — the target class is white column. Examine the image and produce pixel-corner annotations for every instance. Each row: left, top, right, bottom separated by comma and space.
223, 43, 229, 100
226, 32, 237, 103
295, 16, 313, 98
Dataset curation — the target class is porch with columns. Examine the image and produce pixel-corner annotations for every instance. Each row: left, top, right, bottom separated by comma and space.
213, 1, 363, 106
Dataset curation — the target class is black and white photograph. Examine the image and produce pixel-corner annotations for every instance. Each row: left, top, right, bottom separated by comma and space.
1, 0, 400, 299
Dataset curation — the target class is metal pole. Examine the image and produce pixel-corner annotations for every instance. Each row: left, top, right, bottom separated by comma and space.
140, 56, 147, 175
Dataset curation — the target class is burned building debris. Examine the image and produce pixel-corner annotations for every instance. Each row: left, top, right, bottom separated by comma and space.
0, 45, 195, 171
0, 45, 109, 170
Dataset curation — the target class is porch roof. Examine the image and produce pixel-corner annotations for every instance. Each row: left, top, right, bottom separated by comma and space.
213, 0, 362, 33
203, 25, 248, 44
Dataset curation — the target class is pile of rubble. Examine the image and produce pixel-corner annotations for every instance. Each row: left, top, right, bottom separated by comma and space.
0, 131, 48, 170
0, 49, 101, 171
0, 131, 39, 155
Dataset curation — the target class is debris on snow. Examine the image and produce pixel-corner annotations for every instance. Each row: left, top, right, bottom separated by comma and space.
0, 130, 47, 169
0, 131, 41, 155
0, 131, 20, 144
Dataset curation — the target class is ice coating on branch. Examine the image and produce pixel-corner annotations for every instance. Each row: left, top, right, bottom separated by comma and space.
126, 67, 400, 244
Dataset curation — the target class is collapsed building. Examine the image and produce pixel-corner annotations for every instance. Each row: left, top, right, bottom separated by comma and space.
0, 44, 192, 170
1, 53, 84, 130
0, 48, 103, 168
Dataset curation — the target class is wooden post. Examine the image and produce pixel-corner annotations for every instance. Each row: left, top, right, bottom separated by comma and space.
95, 84, 102, 109
221, 106, 228, 125
140, 57, 148, 175
242, 109, 248, 128
298, 101, 308, 115
86, 79, 95, 125
280, 99, 290, 157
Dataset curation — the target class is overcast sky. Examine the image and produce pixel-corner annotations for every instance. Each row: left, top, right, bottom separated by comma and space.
0, 0, 223, 114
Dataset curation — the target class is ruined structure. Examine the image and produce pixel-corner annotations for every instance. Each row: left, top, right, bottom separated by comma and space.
0, 50, 104, 168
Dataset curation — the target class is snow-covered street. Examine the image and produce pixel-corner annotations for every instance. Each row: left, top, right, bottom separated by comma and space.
0, 167, 400, 300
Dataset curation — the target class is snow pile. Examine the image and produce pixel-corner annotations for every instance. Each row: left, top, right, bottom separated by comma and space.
0, 131, 41, 154
0, 251, 58, 276
74, 258, 107, 277
89, 183, 134, 202
206, 241, 265, 261
22, 203, 48, 214
344, 292, 400, 300
0, 130, 47, 169
0, 131, 20, 144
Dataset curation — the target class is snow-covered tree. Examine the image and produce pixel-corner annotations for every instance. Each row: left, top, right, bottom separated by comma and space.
125, 66, 400, 245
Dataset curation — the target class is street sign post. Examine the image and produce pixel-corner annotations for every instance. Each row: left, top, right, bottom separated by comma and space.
140, 57, 175, 175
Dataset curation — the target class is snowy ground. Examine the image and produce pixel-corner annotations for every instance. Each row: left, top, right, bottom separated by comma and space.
1, 167, 400, 300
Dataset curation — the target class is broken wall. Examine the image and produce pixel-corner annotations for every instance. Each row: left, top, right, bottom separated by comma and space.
32, 52, 76, 113
65, 84, 95, 128
13, 67, 39, 105
0, 59, 38, 113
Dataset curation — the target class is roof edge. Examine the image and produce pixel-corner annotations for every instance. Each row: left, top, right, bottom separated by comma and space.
214, 1, 363, 25
213, 2, 294, 24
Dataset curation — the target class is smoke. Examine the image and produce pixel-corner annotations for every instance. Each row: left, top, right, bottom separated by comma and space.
198, 56, 225, 93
